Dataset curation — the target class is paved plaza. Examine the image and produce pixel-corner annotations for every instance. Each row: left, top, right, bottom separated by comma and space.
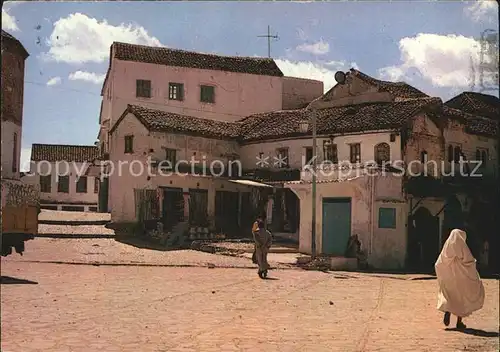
1, 239, 499, 352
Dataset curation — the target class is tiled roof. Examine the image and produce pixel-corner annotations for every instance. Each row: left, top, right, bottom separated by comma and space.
112, 42, 284, 77
239, 97, 441, 142
114, 105, 241, 139
320, 69, 428, 102
443, 106, 499, 137
352, 69, 428, 99
444, 92, 499, 120
1, 30, 29, 58
31, 144, 100, 162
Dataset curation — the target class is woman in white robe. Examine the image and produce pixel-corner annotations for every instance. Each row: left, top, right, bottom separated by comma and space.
435, 229, 485, 329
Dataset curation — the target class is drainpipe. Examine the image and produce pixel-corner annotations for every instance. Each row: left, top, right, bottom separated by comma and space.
369, 173, 375, 255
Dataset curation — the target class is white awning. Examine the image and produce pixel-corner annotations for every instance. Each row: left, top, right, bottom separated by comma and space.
229, 179, 274, 188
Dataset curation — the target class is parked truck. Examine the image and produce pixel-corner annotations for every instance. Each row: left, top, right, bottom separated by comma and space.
1, 179, 39, 256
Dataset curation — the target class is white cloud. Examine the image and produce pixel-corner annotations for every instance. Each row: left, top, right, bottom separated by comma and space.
46, 77, 62, 86
2, 8, 19, 32
377, 33, 499, 90
378, 65, 406, 82
44, 13, 162, 64
324, 60, 359, 71
296, 39, 330, 55
20, 148, 32, 173
68, 71, 106, 84
465, 0, 498, 22
276, 59, 358, 92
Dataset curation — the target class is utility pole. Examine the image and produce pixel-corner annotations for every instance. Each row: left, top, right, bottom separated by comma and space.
257, 25, 279, 58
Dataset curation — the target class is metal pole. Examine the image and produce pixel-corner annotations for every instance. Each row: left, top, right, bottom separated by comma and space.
267, 25, 271, 58
311, 107, 317, 258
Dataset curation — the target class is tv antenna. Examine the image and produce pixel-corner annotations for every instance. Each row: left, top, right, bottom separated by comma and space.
258, 25, 279, 58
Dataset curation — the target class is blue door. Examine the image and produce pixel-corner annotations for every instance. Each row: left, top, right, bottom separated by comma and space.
322, 198, 352, 256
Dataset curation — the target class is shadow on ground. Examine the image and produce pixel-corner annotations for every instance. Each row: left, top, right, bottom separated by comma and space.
115, 236, 188, 252
445, 328, 500, 338
1, 276, 38, 285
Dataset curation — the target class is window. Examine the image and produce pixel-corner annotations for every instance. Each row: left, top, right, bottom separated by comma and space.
168, 83, 184, 101
165, 148, 177, 165
57, 175, 70, 193
305, 147, 314, 165
323, 142, 338, 163
379, 207, 396, 229
12, 132, 18, 172
124, 135, 134, 154
258, 152, 265, 168
453, 146, 461, 163
200, 85, 215, 103
276, 148, 289, 168
476, 149, 488, 167
136, 79, 151, 98
40, 175, 51, 193
350, 143, 361, 164
420, 150, 428, 163
94, 178, 99, 194
76, 176, 88, 193
374, 143, 390, 165
447, 145, 454, 162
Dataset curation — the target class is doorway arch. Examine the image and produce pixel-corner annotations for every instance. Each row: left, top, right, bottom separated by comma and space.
408, 206, 440, 272
442, 195, 464, 246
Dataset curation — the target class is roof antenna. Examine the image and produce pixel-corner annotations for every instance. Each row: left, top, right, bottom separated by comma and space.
257, 25, 279, 58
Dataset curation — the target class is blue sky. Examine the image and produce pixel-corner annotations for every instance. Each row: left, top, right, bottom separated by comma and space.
1, 0, 498, 171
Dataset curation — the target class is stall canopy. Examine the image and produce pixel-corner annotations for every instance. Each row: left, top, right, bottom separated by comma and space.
229, 179, 274, 188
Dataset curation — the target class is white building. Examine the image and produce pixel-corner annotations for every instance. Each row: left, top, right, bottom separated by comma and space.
22, 144, 101, 212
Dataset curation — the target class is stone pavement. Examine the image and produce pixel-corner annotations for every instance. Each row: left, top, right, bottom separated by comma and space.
2, 238, 298, 269
2, 258, 499, 351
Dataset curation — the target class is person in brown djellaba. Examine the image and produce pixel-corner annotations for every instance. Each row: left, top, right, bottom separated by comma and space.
252, 212, 272, 279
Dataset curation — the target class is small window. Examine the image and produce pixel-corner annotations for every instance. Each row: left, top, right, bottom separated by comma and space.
350, 143, 361, 164
12, 132, 18, 172
379, 207, 396, 229
200, 85, 215, 103
136, 79, 151, 98
476, 148, 488, 167
453, 146, 461, 163
420, 150, 428, 163
305, 147, 314, 165
447, 145, 454, 162
94, 178, 99, 194
76, 176, 88, 193
40, 175, 52, 193
258, 152, 265, 168
276, 148, 289, 168
323, 142, 338, 163
124, 135, 134, 154
89, 207, 98, 212
57, 175, 70, 193
169, 83, 184, 101
374, 143, 390, 165
165, 148, 177, 165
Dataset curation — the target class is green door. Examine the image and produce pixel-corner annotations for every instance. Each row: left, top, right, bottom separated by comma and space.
322, 198, 352, 256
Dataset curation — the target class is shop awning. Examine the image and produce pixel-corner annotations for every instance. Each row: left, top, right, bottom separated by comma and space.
229, 179, 274, 188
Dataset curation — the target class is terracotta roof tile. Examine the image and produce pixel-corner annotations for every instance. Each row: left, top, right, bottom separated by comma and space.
112, 42, 283, 77
1, 30, 29, 58
444, 92, 499, 120
31, 144, 100, 162
320, 69, 428, 102
443, 105, 499, 137
117, 105, 241, 139
239, 97, 441, 142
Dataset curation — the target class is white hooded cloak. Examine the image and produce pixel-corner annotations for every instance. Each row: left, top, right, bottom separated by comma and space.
435, 229, 485, 317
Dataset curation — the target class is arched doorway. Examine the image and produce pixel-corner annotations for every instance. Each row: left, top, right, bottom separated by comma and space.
407, 207, 440, 272
442, 195, 464, 246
